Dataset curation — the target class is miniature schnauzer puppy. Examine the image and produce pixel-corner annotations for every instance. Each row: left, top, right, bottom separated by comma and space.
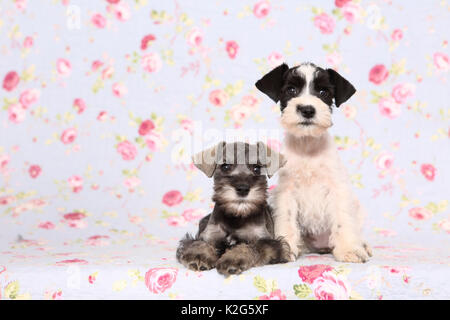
176, 141, 290, 276
255, 62, 373, 263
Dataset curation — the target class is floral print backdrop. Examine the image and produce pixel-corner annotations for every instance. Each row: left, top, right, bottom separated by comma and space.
0, 0, 449, 300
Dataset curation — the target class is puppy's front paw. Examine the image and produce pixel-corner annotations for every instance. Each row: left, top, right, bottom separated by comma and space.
181, 253, 216, 271
216, 256, 251, 276
178, 241, 218, 271
333, 245, 369, 263
216, 244, 255, 276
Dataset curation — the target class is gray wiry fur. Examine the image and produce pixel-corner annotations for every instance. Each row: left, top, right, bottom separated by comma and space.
176, 142, 290, 276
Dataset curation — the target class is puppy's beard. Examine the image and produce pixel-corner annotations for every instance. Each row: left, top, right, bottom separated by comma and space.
281, 96, 332, 138
214, 185, 266, 217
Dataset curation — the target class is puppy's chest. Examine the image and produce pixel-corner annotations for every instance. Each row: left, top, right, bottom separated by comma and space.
287, 156, 334, 182
201, 218, 270, 246
283, 157, 335, 231
224, 223, 270, 244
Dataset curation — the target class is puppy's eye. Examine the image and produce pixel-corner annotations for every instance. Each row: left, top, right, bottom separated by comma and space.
252, 165, 262, 175
220, 164, 232, 172
319, 89, 329, 98
286, 86, 298, 96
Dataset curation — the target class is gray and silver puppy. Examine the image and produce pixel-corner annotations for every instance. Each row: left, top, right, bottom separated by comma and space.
176, 141, 290, 276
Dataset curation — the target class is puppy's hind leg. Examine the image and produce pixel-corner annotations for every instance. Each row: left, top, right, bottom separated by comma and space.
176, 234, 219, 271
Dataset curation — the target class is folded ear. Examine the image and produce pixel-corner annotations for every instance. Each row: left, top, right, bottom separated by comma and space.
256, 141, 287, 178
192, 142, 225, 178
255, 63, 289, 103
327, 68, 356, 107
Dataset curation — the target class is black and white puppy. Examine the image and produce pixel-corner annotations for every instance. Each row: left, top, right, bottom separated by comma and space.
255, 63, 372, 263
176, 141, 290, 276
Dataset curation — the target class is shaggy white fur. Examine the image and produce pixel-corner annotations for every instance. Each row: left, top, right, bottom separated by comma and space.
270, 64, 372, 263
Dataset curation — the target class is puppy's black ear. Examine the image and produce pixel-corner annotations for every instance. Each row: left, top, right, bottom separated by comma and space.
192, 141, 225, 178
327, 68, 356, 107
255, 63, 289, 103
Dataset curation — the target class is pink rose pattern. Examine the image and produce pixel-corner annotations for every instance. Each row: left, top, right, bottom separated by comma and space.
116, 140, 138, 161
311, 271, 351, 300
253, 1, 271, 19
0, 1, 448, 300
314, 13, 335, 35
298, 264, 333, 284
2, 71, 20, 91
145, 268, 178, 294
162, 190, 183, 207
369, 64, 389, 85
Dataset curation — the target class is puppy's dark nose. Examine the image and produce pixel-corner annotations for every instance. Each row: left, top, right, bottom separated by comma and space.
297, 105, 316, 119
235, 184, 250, 197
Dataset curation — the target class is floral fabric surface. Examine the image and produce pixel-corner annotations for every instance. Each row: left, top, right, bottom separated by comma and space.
0, 0, 449, 300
